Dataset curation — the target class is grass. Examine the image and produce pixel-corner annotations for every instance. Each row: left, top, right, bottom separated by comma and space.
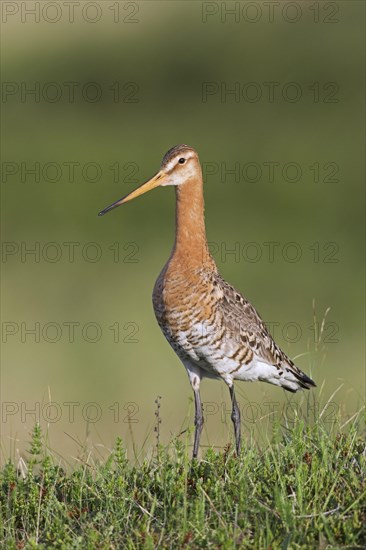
1, 408, 365, 550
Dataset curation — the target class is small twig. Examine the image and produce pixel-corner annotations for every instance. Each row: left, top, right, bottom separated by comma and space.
340, 406, 365, 429
134, 500, 154, 519
200, 487, 227, 529
255, 498, 281, 519
133, 499, 163, 526
154, 396, 162, 455
319, 384, 344, 420
295, 505, 341, 519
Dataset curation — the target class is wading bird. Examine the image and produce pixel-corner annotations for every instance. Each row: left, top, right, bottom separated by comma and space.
99, 145, 316, 458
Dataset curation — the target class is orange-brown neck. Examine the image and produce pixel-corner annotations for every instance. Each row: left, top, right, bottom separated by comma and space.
171, 173, 212, 269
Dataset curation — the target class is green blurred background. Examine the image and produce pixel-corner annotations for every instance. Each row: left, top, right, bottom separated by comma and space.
1, 1, 364, 462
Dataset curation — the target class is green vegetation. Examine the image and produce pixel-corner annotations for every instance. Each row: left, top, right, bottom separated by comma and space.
1, 415, 365, 549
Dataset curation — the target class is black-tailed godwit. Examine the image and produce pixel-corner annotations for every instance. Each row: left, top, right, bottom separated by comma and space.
99, 145, 316, 458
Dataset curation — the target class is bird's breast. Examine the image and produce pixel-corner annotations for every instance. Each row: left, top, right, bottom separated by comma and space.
151, 261, 259, 379
152, 261, 220, 352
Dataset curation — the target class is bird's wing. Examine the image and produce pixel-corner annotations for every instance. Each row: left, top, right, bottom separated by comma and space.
213, 273, 315, 389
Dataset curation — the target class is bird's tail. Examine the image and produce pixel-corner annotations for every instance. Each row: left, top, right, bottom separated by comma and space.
280, 360, 316, 393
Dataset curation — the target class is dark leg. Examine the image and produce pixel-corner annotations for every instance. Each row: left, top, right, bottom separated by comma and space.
229, 385, 241, 455
192, 388, 204, 459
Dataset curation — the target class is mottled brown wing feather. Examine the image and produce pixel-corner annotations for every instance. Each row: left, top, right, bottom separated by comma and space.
213, 273, 315, 389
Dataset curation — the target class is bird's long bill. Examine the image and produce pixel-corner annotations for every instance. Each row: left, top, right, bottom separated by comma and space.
98, 171, 166, 216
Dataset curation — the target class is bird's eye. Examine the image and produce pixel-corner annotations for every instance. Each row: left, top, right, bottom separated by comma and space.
178, 158, 186, 164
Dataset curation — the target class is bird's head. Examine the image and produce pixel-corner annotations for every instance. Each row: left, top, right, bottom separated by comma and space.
98, 144, 200, 216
